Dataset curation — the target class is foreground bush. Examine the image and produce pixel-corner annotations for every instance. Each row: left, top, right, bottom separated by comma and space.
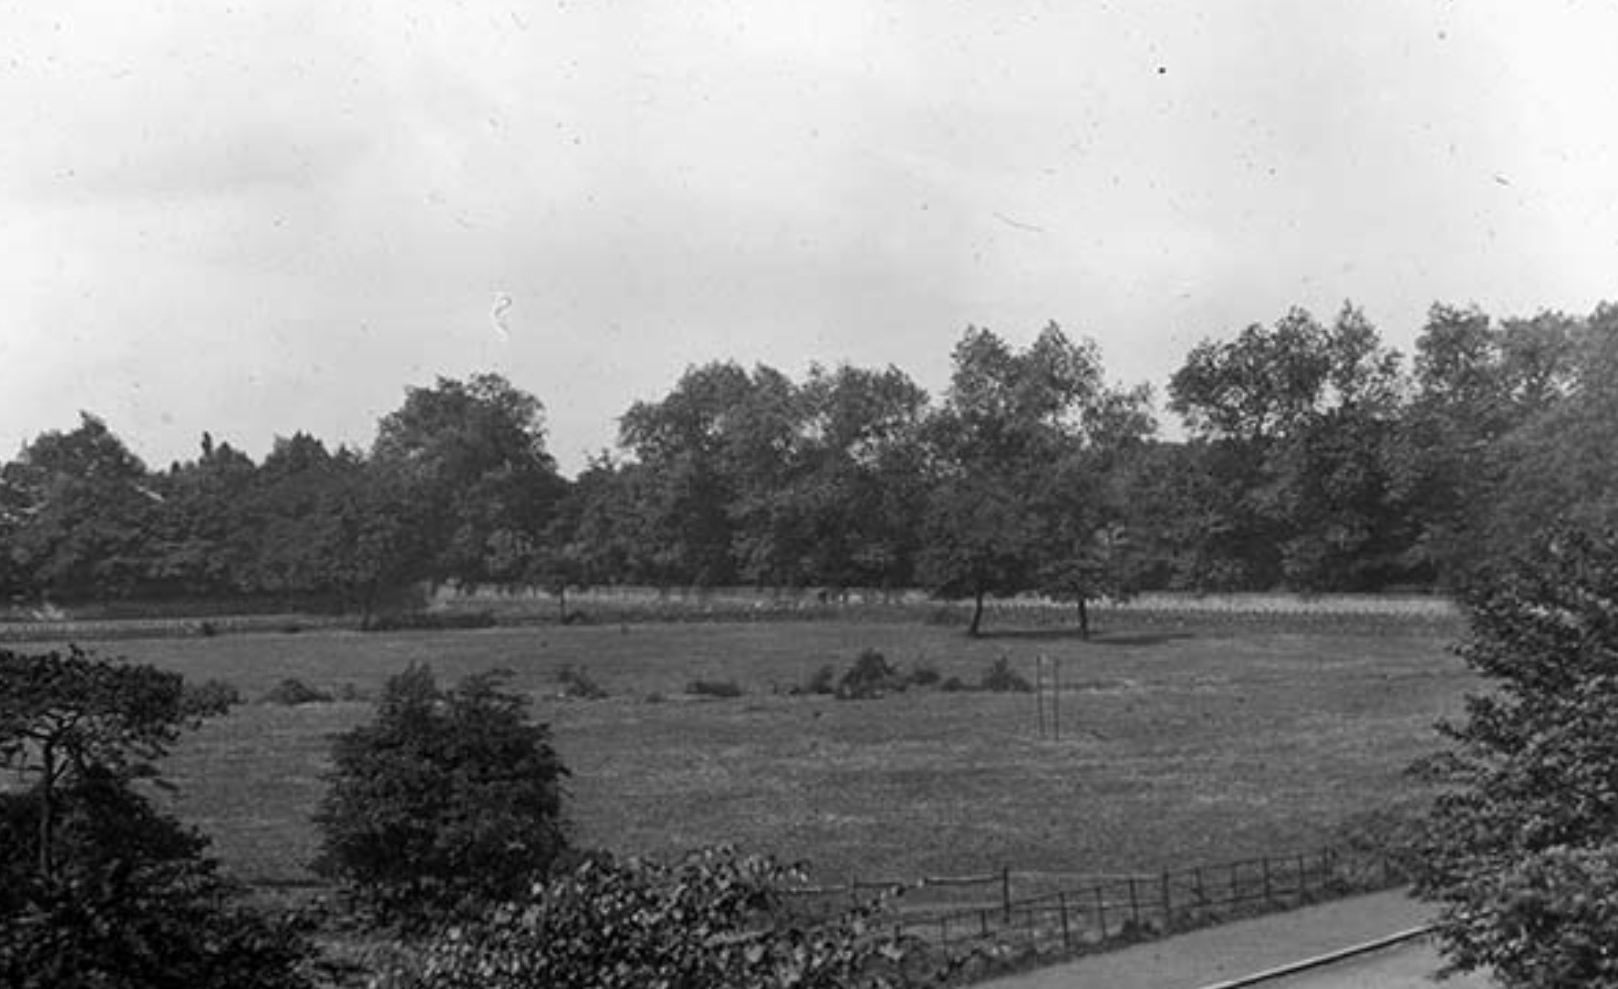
314, 664, 569, 929
0, 646, 324, 989
376, 847, 930, 989
1413, 528, 1618, 987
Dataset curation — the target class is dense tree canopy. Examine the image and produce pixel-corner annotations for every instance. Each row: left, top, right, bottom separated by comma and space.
2, 302, 1614, 617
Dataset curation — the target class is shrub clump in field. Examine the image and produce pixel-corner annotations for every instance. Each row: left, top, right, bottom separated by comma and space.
686, 678, 744, 699
908, 662, 941, 687
979, 656, 1033, 693
836, 649, 906, 700
940, 675, 970, 692
261, 677, 332, 706
555, 664, 607, 700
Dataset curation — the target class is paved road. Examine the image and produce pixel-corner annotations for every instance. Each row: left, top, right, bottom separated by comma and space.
976, 890, 1494, 989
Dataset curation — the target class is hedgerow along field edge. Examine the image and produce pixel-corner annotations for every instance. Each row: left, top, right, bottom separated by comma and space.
66, 616, 1472, 893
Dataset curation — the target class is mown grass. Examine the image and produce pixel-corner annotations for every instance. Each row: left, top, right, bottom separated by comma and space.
60, 617, 1474, 890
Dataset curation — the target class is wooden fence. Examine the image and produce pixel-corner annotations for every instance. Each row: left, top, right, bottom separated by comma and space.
779, 846, 1397, 953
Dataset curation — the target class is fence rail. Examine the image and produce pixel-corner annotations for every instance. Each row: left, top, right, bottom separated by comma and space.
774, 846, 1397, 953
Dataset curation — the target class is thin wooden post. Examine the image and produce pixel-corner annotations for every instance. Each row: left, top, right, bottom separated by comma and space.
1194, 866, 1207, 907
1052, 654, 1061, 741
1262, 857, 1274, 907
1230, 860, 1240, 903
939, 915, 948, 943
1160, 871, 1173, 931
980, 909, 989, 937
1297, 853, 1308, 900
1095, 885, 1109, 939
1035, 655, 1046, 738
1128, 877, 1141, 927
1058, 891, 1072, 949
1001, 866, 1012, 921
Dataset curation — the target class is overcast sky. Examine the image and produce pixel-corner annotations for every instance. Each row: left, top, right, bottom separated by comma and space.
2, 1, 1614, 475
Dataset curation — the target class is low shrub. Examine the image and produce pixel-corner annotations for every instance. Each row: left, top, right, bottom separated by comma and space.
979, 657, 1032, 693
940, 675, 970, 692
837, 649, 905, 700
556, 664, 608, 700
261, 678, 332, 706
687, 678, 744, 699
908, 663, 941, 687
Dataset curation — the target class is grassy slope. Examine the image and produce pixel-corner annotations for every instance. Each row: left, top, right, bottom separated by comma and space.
70, 618, 1472, 889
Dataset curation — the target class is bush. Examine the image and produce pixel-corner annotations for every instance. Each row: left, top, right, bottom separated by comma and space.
312, 665, 569, 929
555, 664, 607, 700
908, 663, 941, 687
979, 656, 1033, 693
837, 648, 905, 700
261, 678, 332, 706
373, 847, 932, 989
940, 675, 970, 692
1411, 528, 1618, 987
687, 678, 744, 699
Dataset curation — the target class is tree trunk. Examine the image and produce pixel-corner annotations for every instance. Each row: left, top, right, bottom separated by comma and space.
1078, 596, 1090, 640
968, 588, 985, 637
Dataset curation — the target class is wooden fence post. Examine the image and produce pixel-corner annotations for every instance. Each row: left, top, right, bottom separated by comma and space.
980, 909, 989, 937
1059, 891, 1072, 949
1193, 865, 1207, 907
1262, 857, 1274, 907
1297, 853, 1308, 901
1052, 653, 1061, 741
1128, 877, 1141, 927
1002, 866, 1012, 922
1160, 871, 1173, 931
1095, 885, 1109, 939
1036, 655, 1046, 738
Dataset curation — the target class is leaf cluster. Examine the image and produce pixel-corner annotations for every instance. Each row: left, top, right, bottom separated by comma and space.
379, 847, 930, 989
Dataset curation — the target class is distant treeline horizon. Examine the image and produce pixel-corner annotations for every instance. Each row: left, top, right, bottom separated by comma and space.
3, 298, 1615, 632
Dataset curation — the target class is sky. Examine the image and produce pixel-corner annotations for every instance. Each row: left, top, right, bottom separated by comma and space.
1, 1, 1615, 476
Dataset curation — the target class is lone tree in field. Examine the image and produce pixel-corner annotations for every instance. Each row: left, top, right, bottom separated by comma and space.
313, 664, 569, 927
1414, 527, 1618, 987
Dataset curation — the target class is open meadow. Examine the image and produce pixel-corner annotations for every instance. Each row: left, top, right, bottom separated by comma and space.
64, 613, 1475, 894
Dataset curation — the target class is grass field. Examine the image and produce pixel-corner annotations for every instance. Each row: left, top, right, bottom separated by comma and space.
59, 615, 1475, 892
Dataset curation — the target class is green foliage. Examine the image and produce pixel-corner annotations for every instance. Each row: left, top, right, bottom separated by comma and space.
687, 677, 745, 699
836, 648, 905, 700
979, 656, 1032, 693
802, 663, 837, 695
0, 647, 322, 988
555, 663, 608, 700
1412, 527, 1618, 987
261, 677, 333, 706
364, 610, 498, 632
313, 664, 569, 928
374, 847, 930, 989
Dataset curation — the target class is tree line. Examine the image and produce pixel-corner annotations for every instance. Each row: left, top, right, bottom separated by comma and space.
3, 299, 1615, 629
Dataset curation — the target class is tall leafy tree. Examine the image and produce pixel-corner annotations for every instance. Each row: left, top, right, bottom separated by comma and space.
2, 414, 161, 603
373, 373, 567, 589
1168, 303, 1409, 590
920, 323, 1140, 636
